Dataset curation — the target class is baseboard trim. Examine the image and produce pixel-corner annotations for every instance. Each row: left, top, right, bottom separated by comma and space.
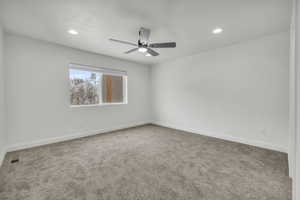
6, 121, 150, 152
152, 122, 287, 153
5, 121, 287, 154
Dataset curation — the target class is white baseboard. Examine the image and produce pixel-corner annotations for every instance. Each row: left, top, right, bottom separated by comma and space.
6, 121, 150, 152
152, 121, 287, 153
4, 120, 287, 155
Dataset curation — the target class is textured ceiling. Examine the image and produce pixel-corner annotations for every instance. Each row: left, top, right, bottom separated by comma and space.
0, 0, 292, 64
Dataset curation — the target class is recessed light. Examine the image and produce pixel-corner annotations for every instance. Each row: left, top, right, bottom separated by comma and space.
212, 28, 223, 34
145, 53, 152, 57
138, 47, 147, 53
68, 29, 78, 35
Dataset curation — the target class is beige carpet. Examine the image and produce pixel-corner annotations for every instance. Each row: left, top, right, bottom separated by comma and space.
0, 125, 291, 200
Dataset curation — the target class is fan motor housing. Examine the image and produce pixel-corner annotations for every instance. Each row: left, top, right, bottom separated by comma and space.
138, 40, 148, 48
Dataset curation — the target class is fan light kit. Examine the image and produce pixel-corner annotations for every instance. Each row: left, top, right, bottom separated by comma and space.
68, 29, 78, 35
138, 47, 147, 53
212, 28, 223, 34
109, 27, 176, 57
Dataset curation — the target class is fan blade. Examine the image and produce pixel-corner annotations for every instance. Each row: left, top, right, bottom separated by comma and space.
109, 38, 137, 47
139, 27, 151, 44
149, 42, 176, 48
125, 48, 138, 54
146, 48, 159, 56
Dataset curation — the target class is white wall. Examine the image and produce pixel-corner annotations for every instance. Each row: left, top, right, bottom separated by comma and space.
0, 24, 7, 165
151, 32, 290, 152
4, 34, 151, 150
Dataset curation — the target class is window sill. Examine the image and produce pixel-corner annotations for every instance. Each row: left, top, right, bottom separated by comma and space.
70, 102, 127, 108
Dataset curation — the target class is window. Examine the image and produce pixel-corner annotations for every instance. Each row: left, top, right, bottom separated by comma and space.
69, 63, 127, 106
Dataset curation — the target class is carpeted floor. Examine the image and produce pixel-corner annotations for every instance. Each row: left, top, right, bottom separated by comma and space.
0, 125, 291, 200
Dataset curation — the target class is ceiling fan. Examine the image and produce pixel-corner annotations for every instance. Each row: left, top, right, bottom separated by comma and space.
109, 27, 176, 57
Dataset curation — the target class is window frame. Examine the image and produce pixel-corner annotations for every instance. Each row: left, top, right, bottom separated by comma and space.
69, 63, 128, 108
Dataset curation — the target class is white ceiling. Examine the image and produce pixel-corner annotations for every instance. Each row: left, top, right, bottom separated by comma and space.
0, 0, 292, 65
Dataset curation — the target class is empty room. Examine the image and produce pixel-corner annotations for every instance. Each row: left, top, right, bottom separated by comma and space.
0, 0, 300, 199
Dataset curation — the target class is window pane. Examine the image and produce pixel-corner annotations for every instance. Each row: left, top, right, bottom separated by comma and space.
70, 69, 101, 105
102, 75, 123, 103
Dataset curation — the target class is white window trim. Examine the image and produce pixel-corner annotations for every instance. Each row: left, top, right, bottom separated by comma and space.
69, 63, 127, 76
69, 63, 128, 107
70, 102, 127, 108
